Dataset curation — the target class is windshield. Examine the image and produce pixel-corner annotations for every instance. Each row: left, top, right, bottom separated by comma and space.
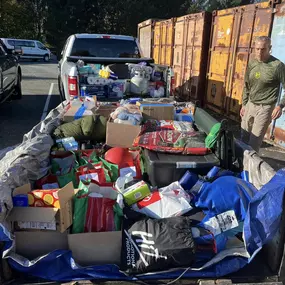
37, 41, 46, 49
70, 38, 140, 58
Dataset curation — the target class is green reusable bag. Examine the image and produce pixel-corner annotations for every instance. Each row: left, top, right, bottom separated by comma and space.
56, 168, 78, 188
51, 153, 76, 175
205, 123, 222, 149
113, 203, 123, 231
72, 182, 89, 234
100, 158, 119, 182
89, 151, 101, 164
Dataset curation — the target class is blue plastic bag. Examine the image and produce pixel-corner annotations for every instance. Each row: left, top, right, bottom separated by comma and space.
195, 176, 257, 237
2, 169, 285, 282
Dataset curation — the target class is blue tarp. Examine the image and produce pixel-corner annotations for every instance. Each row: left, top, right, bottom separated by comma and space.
1, 169, 285, 282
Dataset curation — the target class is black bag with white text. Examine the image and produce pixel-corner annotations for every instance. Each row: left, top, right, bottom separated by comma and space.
120, 216, 196, 274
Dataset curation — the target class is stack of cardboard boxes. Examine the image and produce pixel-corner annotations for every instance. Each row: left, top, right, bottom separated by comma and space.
106, 101, 174, 148
8, 182, 121, 266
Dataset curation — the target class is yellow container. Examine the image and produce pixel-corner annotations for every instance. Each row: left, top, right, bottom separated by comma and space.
206, 2, 274, 121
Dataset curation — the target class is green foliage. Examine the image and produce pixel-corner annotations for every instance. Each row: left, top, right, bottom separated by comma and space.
0, 0, 251, 51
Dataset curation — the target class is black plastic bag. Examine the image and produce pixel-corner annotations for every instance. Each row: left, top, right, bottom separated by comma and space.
121, 216, 196, 274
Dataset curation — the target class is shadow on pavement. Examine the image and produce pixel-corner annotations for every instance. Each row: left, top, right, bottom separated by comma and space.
22, 76, 58, 80
19, 60, 58, 65
0, 95, 60, 149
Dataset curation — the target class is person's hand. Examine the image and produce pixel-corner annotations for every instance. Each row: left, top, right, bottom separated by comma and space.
240, 106, 246, 117
272, 106, 283, 120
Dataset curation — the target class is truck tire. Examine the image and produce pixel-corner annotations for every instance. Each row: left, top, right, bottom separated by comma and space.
12, 72, 22, 100
43, 54, 50, 62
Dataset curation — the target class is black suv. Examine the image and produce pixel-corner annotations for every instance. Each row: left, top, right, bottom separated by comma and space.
0, 40, 22, 103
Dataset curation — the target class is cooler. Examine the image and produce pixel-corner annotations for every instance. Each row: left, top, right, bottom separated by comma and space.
143, 149, 220, 187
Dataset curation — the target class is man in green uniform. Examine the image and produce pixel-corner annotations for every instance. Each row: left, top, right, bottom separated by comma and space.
240, 36, 285, 152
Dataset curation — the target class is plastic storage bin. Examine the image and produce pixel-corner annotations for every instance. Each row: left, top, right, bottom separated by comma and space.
143, 149, 220, 187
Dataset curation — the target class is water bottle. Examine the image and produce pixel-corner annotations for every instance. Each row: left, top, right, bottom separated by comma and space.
80, 86, 87, 97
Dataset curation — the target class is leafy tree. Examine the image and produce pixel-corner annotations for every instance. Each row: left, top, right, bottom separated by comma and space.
0, 0, 254, 52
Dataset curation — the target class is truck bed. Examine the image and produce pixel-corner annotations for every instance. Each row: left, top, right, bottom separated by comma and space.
1, 256, 279, 285
1, 107, 285, 285
3, 204, 283, 285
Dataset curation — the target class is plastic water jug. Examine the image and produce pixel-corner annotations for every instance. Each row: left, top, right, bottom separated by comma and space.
130, 70, 149, 95
71, 96, 82, 107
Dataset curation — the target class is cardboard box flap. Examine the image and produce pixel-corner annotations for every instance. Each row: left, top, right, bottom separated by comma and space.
68, 231, 122, 266
13, 184, 31, 196
137, 103, 174, 121
8, 207, 58, 223
57, 182, 75, 206
57, 182, 75, 233
95, 105, 117, 118
106, 120, 141, 148
63, 101, 97, 123
138, 102, 173, 107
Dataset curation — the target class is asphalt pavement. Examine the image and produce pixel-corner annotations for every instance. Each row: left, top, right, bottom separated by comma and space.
0, 60, 61, 149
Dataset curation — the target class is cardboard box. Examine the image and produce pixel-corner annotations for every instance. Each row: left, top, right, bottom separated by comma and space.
15, 231, 68, 260
106, 120, 141, 148
68, 231, 121, 266
14, 231, 121, 266
122, 180, 151, 206
85, 84, 109, 98
137, 102, 174, 121
63, 106, 94, 123
109, 80, 126, 98
95, 105, 117, 118
8, 183, 75, 233
63, 96, 97, 123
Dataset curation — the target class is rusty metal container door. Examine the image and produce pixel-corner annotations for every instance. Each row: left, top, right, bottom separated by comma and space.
183, 12, 211, 103
153, 21, 162, 64
265, 1, 285, 148
173, 12, 211, 102
138, 19, 158, 58
153, 19, 175, 65
206, 2, 274, 117
161, 18, 175, 66
227, 2, 274, 121
173, 15, 186, 95
206, 8, 236, 114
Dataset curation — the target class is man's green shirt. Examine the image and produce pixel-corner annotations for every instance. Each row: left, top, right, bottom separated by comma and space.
242, 56, 285, 107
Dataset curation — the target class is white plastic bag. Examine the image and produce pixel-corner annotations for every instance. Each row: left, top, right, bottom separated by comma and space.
132, 181, 193, 219
115, 173, 134, 193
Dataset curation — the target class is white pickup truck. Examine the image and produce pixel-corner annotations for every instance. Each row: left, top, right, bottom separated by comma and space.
57, 33, 174, 101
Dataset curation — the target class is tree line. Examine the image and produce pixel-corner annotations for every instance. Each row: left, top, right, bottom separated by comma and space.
0, 0, 256, 53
